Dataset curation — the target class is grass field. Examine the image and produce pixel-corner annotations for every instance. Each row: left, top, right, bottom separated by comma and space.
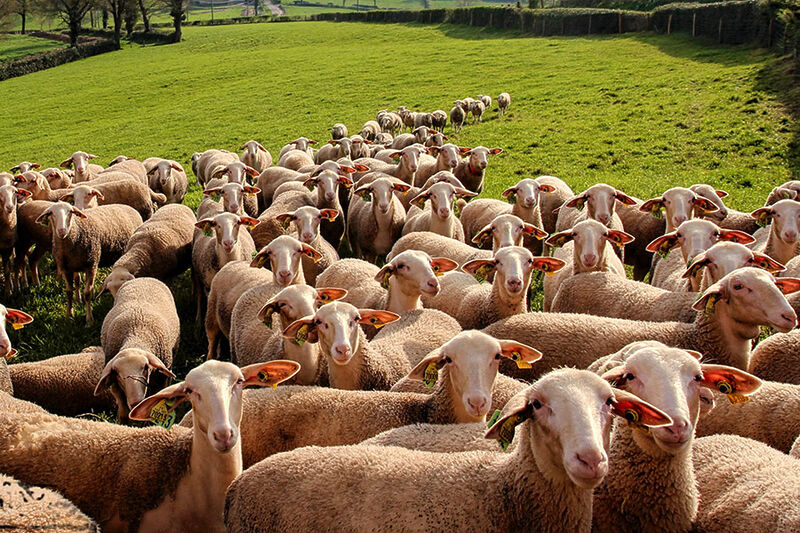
0, 21, 798, 394
0, 33, 66, 62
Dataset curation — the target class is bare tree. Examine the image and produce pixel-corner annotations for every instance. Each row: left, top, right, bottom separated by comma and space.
137, 0, 156, 31
97, 0, 124, 48
14, 0, 32, 34
157, 0, 188, 42
35, 0, 96, 46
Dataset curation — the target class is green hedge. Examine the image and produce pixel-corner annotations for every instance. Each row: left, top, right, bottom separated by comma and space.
0, 38, 117, 82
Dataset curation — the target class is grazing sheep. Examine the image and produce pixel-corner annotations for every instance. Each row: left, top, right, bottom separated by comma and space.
485, 267, 800, 379
423, 246, 565, 329
402, 182, 476, 241
191, 212, 259, 322
61, 180, 166, 220
692, 435, 800, 531
453, 145, 502, 193
591, 341, 762, 533
347, 176, 409, 261
224, 368, 669, 532
690, 184, 759, 234
379, 112, 403, 135
765, 180, 800, 205
99, 204, 195, 299
13, 199, 54, 287
230, 285, 347, 384
478, 94, 492, 109
412, 112, 433, 129
470, 99, 486, 123
750, 199, 800, 266
332, 123, 348, 140
543, 219, 632, 311
9, 346, 116, 416
316, 251, 458, 316
450, 104, 466, 133
497, 92, 511, 116
430, 109, 447, 131
0, 185, 31, 293
36, 202, 142, 323
413, 143, 462, 185
0, 474, 98, 532
748, 328, 800, 384
278, 137, 317, 159
191, 148, 239, 186
0, 359, 299, 533
39, 167, 72, 189
59, 150, 102, 182
239, 140, 272, 173
144, 157, 189, 204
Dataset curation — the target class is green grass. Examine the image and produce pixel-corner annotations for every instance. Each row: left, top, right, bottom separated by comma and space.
0, 21, 798, 387
0, 33, 66, 62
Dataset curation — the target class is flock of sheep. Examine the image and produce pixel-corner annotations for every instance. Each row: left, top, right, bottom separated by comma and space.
1, 91, 800, 532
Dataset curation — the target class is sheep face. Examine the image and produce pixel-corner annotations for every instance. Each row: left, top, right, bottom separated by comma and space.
641, 187, 719, 231
0, 305, 32, 358
240, 141, 266, 167
391, 145, 422, 174
690, 183, 729, 221
462, 146, 503, 173
356, 178, 408, 216
259, 286, 347, 331
566, 183, 636, 226
549, 219, 633, 270
96, 348, 175, 415
59, 151, 98, 176
14, 171, 46, 197
36, 202, 87, 239
752, 199, 800, 245
647, 219, 754, 266
373, 250, 457, 298
684, 242, 785, 284
429, 144, 459, 170
251, 235, 321, 287
472, 214, 547, 251
305, 170, 350, 205
0, 184, 29, 214
66, 186, 103, 211
99, 267, 135, 299
41, 168, 72, 189
196, 213, 256, 254
501, 178, 554, 210
130, 360, 299, 452
149, 159, 183, 188
277, 206, 338, 244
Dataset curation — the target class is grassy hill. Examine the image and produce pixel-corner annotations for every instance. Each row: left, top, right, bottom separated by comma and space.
0, 33, 65, 61
0, 21, 797, 379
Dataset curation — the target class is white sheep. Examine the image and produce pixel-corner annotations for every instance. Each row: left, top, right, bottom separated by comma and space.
39, 167, 73, 189
278, 137, 317, 159
689, 184, 759, 234
453, 145, 503, 193
347, 176, 409, 261
748, 327, 800, 384
277, 149, 315, 171
101, 156, 148, 183
12, 199, 54, 287
402, 182, 476, 241
470, 99, 485, 123
555, 183, 635, 234
58, 150, 103, 182
0, 304, 33, 360
750, 199, 800, 265
191, 148, 239, 186
239, 140, 272, 173
0, 474, 98, 531
450, 104, 466, 133
388, 232, 493, 267
355, 144, 424, 185
0, 184, 31, 293
331, 123, 349, 140
497, 92, 511, 116
413, 143, 462, 185
430, 109, 447, 131
144, 157, 189, 204
60, 180, 166, 220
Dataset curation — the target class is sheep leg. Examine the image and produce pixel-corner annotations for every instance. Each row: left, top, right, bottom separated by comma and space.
193, 270, 204, 324
83, 268, 96, 325
2, 254, 12, 295
64, 272, 74, 318
28, 245, 45, 286
74, 273, 83, 303
13, 248, 28, 289
205, 312, 220, 361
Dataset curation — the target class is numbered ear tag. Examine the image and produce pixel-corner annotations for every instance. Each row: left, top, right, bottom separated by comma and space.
280, 218, 292, 230
258, 370, 279, 388
422, 359, 445, 389
432, 264, 444, 277
295, 324, 310, 346
11, 322, 24, 331
369, 316, 386, 329
360, 192, 372, 202
306, 182, 317, 191
575, 198, 585, 211
203, 227, 213, 237
4, 348, 18, 360
381, 270, 392, 290
487, 409, 502, 428
472, 264, 493, 284
510, 351, 531, 369
623, 407, 650, 433
496, 414, 522, 451
150, 398, 178, 430
754, 211, 770, 228
649, 204, 663, 219
656, 240, 672, 259
506, 193, 517, 205
715, 379, 749, 404
700, 293, 720, 317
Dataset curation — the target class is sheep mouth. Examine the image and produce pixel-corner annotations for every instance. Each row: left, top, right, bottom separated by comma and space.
769, 315, 797, 333
566, 469, 606, 490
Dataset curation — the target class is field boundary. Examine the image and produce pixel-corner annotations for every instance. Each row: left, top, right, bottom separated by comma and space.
0, 34, 116, 82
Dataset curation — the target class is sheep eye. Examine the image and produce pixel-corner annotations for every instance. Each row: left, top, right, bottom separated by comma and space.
606, 397, 614, 406
314, 319, 322, 325
445, 356, 453, 364
235, 378, 244, 385
397, 264, 405, 270
494, 353, 502, 360
532, 399, 542, 409
694, 375, 702, 382
624, 373, 635, 381
676, 233, 682, 238
733, 284, 743, 290
185, 388, 193, 395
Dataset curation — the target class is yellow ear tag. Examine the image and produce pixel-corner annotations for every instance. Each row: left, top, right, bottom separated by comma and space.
11, 322, 24, 330
150, 398, 177, 430
574, 198, 585, 211
360, 191, 371, 202
295, 324, 310, 346
261, 307, 275, 329
453, 198, 461, 218
202, 226, 213, 238
422, 359, 444, 389
506, 192, 517, 205
755, 211, 770, 228
700, 293, 720, 317
649, 204, 663, 219
496, 414, 521, 451
472, 264, 492, 284
381, 270, 392, 290
432, 264, 444, 277
656, 240, 672, 259
487, 409, 502, 428
258, 370, 279, 388
510, 351, 532, 369
623, 407, 650, 433
279, 218, 292, 230
369, 317, 386, 329
38, 217, 50, 227
4, 349, 17, 360
306, 182, 317, 192
714, 379, 749, 404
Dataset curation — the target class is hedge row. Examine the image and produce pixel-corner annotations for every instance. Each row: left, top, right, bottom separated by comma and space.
0, 38, 116, 82
79, 28, 175, 44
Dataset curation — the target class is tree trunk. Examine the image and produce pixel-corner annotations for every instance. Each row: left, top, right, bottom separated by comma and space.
20, 10, 27, 34
171, 11, 182, 42
138, 0, 151, 31
69, 17, 80, 47
112, 9, 122, 49
103, 9, 109, 28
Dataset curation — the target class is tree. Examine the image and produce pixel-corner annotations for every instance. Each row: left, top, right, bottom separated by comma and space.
157, 0, 188, 42
14, 0, 32, 34
98, 0, 125, 48
0, 1, 15, 31
137, 0, 157, 32
123, 0, 137, 35
35, 0, 96, 47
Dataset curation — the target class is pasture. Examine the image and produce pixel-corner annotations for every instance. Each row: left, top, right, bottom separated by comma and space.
1, 20, 797, 375
0, 33, 65, 62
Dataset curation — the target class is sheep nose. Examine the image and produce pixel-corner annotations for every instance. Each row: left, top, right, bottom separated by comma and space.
326, 193, 335, 201
5, 206, 13, 213
673, 215, 687, 226
467, 396, 487, 414
409, 164, 417, 172
597, 213, 610, 224
277, 270, 292, 283
378, 203, 389, 213
333, 344, 351, 363
0, 341, 10, 357
427, 279, 439, 291
782, 312, 797, 326
784, 230, 798, 242
575, 449, 606, 477
506, 278, 522, 292
222, 239, 234, 251
439, 208, 450, 218
479, 161, 487, 169
212, 426, 235, 451
524, 198, 536, 208
301, 233, 314, 243
229, 204, 239, 212
583, 254, 597, 267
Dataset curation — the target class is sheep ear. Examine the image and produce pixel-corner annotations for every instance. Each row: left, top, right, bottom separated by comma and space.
5, 308, 33, 328
750, 207, 772, 227
14, 189, 31, 201
471, 225, 493, 248
59, 158, 73, 169
250, 248, 271, 269
683, 254, 711, 279
59, 193, 75, 203
257, 300, 279, 329
410, 192, 429, 209
610, 389, 673, 428
328, 140, 339, 145
522, 224, 548, 240
392, 183, 411, 194
389, 152, 402, 161
614, 190, 637, 206
145, 353, 176, 379
87, 154, 98, 159
374, 264, 395, 289
283, 316, 318, 346
537, 183, 555, 194
718, 230, 755, 245
315, 288, 347, 305
308, 140, 318, 145
484, 392, 533, 450
195, 219, 216, 236
203, 187, 222, 199
693, 283, 723, 314
354, 186, 373, 202
71, 207, 87, 219
640, 198, 665, 218
35, 212, 52, 226
532, 257, 566, 275
129, 382, 189, 422
337, 176, 353, 189
276, 213, 296, 230
698, 364, 762, 404
750, 253, 785, 273
498, 340, 542, 369
319, 209, 339, 222
501, 186, 517, 203
605, 230, 635, 247
238, 217, 260, 230
354, 164, 370, 172
564, 194, 586, 211
243, 186, 261, 196
426, 146, 440, 156
338, 165, 356, 174
407, 352, 446, 388
686, 350, 703, 361
600, 366, 628, 387
715, 189, 729, 198
244, 166, 259, 178
489, 148, 503, 155
301, 244, 323, 263
94, 360, 117, 396
545, 230, 573, 249
211, 168, 229, 181
455, 188, 477, 200
9, 165, 20, 172
774, 277, 800, 295
459, 147, 472, 154
303, 177, 319, 191
646, 233, 679, 257
430, 257, 458, 276
90, 189, 105, 201
462, 259, 496, 284
692, 196, 719, 213
241, 360, 301, 389
357, 309, 400, 329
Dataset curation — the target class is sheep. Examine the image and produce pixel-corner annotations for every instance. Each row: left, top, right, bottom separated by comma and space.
316, 251, 458, 316
288, 169, 350, 246
249, 185, 318, 249
332, 123, 348, 140
765, 180, 800, 205
748, 328, 800, 384
690, 183, 759, 234
543, 219, 633, 311
249, 234, 322, 287
453, 145, 503, 193
144, 157, 188, 204
101, 156, 148, 184
238, 140, 272, 173
191, 148, 239, 186
355, 144, 424, 185
14, 170, 74, 202
0, 185, 31, 293
223, 368, 670, 532
424, 246, 564, 329
358, 421, 501, 453
278, 137, 317, 159
497, 92, 511, 116
484, 267, 800, 379
388, 232, 493, 268
430, 109, 447, 131
347, 176, 409, 261
359, 120, 380, 141
450, 104, 466, 133
368, 308, 463, 367
9, 346, 117, 415
36, 202, 142, 323
345, 135, 370, 159
374, 132, 393, 146
648, 219, 755, 292
402, 182, 476, 241
379, 112, 403, 135
750, 199, 800, 265
59, 150, 103, 182
413, 143, 462, 185
468, 99, 486, 123
692, 435, 800, 531
424, 132, 447, 148
681, 240, 785, 292
0, 474, 99, 531
461, 177, 554, 255
0, 305, 33, 361
191, 212, 259, 322
314, 138, 353, 164
61, 180, 166, 221
97, 277, 179, 422
271, 206, 339, 284
39, 167, 72, 189
281, 301, 408, 390
555, 183, 635, 234
230, 285, 347, 384
412, 112, 433, 129
477, 94, 492, 109
458, 97, 475, 112
591, 340, 762, 533
9, 161, 40, 173
13, 199, 54, 287
98, 204, 195, 299
0, 171, 12, 186
0, 359, 299, 533
200, 181, 260, 220
390, 126, 432, 150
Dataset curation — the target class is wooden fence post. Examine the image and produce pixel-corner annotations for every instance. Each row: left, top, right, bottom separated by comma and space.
692, 12, 696, 37
667, 13, 672, 34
